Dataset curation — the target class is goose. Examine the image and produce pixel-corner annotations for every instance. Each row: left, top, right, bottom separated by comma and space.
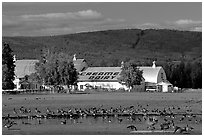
117, 117, 123, 123
19, 106, 24, 113
179, 117, 184, 121
137, 117, 142, 122
57, 109, 62, 114
4, 121, 17, 128
4, 123, 14, 128
38, 119, 42, 125
61, 120, 67, 125
129, 105, 134, 109
173, 126, 187, 134
127, 125, 137, 131
108, 119, 112, 123
145, 116, 158, 130
35, 108, 41, 114
160, 120, 174, 131
22, 121, 32, 125
173, 125, 193, 134
5, 114, 10, 120
46, 107, 51, 113
28, 108, 31, 113
13, 108, 17, 114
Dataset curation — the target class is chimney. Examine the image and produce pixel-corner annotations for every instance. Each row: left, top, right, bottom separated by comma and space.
152, 61, 156, 68
73, 54, 77, 61
121, 61, 124, 68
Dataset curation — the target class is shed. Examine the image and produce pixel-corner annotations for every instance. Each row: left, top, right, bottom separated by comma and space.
157, 81, 173, 92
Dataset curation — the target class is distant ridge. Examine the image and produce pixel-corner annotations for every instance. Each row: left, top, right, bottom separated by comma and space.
3, 28, 201, 66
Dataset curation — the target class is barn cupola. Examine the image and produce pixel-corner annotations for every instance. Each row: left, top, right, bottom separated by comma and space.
73, 54, 77, 61
152, 61, 156, 68
121, 61, 124, 68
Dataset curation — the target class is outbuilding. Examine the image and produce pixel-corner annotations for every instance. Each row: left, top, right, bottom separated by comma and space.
157, 81, 173, 92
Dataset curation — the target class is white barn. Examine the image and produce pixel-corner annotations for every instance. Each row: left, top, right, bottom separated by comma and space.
140, 61, 167, 89
74, 55, 170, 92
77, 67, 132, 91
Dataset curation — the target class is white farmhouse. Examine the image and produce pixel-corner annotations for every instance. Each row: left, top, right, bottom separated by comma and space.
13, 58, 39, 90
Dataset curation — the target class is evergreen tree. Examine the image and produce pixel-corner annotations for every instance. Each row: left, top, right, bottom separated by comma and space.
118, 60, 143, 91
178, 61, 185, 89
191, 61, 202, 89
184, 62, 192, 88
2, 42, 15, 90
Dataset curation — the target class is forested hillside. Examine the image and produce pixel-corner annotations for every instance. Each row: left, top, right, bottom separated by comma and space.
2, 29, 202, 88
3, 29, 201, 66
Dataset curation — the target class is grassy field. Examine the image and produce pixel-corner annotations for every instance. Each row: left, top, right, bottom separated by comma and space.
2, 91, 202, 135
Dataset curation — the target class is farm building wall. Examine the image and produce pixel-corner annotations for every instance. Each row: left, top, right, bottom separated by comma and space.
157, 68, 167, 83
77, 81, 129, 91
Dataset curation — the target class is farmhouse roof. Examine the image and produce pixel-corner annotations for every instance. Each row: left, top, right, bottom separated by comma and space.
15, 60, 39, 78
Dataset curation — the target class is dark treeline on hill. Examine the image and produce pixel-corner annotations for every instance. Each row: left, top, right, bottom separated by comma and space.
2, 29, 202, 88
163, 60, 202, 89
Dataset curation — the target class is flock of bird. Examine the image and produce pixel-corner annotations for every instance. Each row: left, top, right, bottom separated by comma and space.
3, 103, 201, 134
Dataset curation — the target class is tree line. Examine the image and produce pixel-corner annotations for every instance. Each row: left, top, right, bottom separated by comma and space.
163, 60, 202, 89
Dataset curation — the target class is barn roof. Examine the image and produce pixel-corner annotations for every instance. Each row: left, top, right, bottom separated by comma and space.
78, 66, 163, 83
15, 60, 38, 78
83, 67, 121, 72
139, 66, 162, 83
78, 67, 121, 82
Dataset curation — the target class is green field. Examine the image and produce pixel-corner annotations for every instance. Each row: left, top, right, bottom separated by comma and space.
2, 91, 202, 135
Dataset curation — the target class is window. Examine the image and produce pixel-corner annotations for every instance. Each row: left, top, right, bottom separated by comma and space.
95, 76, 100, 79
104, 76, 110, 79
113, 72, 120, 75
104, 72, 113, 75
92, 72, 98, 75
98, 72, 104, 75
80, 85, 83, 89
86, 72, 92, 75
89, 76, 95, 79
161, 73, 164, 80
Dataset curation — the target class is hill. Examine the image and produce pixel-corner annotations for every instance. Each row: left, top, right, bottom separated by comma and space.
2, 29, 202, 66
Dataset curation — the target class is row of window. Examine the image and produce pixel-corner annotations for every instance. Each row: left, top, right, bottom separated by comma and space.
80, 71, 120, 76
88, 75, 117, 80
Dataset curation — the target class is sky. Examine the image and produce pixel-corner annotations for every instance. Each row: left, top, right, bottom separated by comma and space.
2, 2, 202, 36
